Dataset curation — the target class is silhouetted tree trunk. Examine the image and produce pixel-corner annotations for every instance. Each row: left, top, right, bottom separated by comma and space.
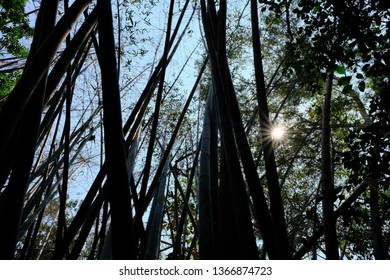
0, 0, 59, 259
250, 0, 291, 259
200, 0, 260, 259
0, 0, 92, 160
142, 149, 170, 260
321, 71, 339, 259
97, 0, 135, 259
198, 87, 216, 259
136, 0, 175, 240
370, 184, 385, 259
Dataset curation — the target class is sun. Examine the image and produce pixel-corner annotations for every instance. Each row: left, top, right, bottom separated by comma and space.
271, 125, 286, 141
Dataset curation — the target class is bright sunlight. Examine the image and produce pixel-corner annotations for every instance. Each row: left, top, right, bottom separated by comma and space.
271, 125, 286, 141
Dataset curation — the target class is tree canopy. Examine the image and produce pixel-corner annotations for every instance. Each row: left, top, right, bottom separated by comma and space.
0, 0, 389, 260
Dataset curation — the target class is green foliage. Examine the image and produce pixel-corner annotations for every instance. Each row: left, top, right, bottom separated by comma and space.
342, 85, 390, 189
0, 0, 32, 57
335, 66, 346, 75
0, 0, 32, 103
14, 198, 80, 260
0, 71, 20, 99
265, 0, 390, 86
339, 80, 390, 258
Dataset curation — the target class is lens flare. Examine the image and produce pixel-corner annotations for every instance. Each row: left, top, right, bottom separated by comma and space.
271, 126, 285, 140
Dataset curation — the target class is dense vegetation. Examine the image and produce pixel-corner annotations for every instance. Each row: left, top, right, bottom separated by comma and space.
0, 0, 389, 260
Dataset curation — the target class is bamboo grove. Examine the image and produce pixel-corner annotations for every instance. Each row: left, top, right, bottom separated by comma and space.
0, 0, 389, 259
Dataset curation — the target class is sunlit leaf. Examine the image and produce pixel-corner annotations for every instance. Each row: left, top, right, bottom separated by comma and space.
336, 65, 346, 75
